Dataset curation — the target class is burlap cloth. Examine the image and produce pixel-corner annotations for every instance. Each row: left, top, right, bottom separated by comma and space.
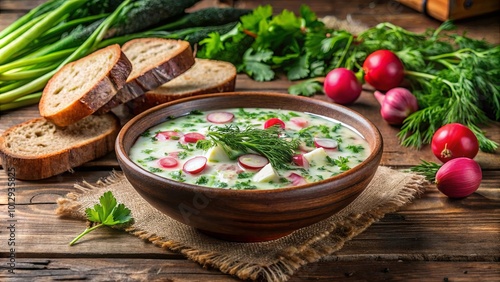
56, 166, 426, 281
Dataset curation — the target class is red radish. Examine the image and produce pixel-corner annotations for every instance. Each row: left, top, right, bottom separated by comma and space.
363, 50, 405, 91
264, 118, 285, 129
167, 151, 180, 158
183, 132, 205, 143
290, 117, 309, 128
288, 173, 307, 186
292, 154, 309, 168
374, 88, 418, 125
238, 154, 269, 169
323, 68, 362, 105
436, 157, 482, 198
314, 137, 338, 149
207, 112, 234, 124
158, 157, 178, 168
431, 123, 479, 163
155, 130, 182, 141
183, 156, 207, 174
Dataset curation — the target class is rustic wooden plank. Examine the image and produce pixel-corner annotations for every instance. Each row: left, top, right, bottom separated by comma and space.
1, 258, 498, 281
1, 177, 498, 259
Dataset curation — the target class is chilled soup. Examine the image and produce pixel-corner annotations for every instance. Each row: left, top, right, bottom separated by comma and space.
129, 108, 370, 190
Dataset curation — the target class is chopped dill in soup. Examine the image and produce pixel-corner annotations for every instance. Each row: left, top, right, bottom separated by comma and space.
129, 108, 370, 190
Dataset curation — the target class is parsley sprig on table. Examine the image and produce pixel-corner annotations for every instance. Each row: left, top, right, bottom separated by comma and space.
196, 124, 299, 169
69, 191, 132, 246
198, 5, 499, 153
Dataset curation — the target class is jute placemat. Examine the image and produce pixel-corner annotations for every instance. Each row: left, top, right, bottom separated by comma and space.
56, 166, 426, 281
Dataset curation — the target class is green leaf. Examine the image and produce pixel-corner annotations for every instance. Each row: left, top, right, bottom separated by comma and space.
242, 48, 275, 81
70, 191, 133, 246
244, 61, 274, 81
286, 54, 309, 80
288, 79, 323, 97
198, 32, 223, 57
240, 4, 272, 31
112, 203, 133, 224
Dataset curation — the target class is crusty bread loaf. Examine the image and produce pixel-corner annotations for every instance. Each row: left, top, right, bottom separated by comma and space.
128, 58, 236, 114
97, 38, 195, 114
0, 114, 120, 180
39, 44, 132, 127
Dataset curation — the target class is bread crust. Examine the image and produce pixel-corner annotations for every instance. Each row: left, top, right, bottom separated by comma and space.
128, 59, 237, 115
39, 44, 132, 127
0, 114, 120, 180
97, 39, 195, 114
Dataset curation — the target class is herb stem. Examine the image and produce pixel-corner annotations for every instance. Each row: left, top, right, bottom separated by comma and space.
0, 92, 41, 111
69, 223, 103, 246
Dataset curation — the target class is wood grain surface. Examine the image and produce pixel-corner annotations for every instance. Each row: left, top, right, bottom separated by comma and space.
0, 0, 499, 281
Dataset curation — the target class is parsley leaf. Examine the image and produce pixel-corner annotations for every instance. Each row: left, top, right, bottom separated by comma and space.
241, 48, 275, 81
288, 79, 323, 97
69, 191, 132, 246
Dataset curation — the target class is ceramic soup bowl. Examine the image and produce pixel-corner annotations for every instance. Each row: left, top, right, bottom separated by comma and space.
116, 92, 383, 242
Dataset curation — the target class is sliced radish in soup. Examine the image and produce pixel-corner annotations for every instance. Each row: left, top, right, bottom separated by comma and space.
183, 132, 205, 143
292, 154, 309, 168
314, 137, 338, 149
158, 157, 178, 168
207, 112, 234, 124
238, 154, 269, 169
156, 130, 181, 141
288, 173, 307, 186
290, 117, 308, 128
183, 156, 207, 174
264, 118, 285, 129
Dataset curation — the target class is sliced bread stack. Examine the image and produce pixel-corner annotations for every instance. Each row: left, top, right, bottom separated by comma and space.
128, 58, 237, 114
39, 44, 132, 127
97, 38, 195, 114
1, 38, 198, 179
0, 114, 120, 180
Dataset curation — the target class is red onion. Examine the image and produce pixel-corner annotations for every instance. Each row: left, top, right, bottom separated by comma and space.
435, 157, 482, 198
374, 87, 418, 125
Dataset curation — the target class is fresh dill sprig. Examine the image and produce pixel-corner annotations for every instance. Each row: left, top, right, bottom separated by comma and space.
363, 21, 500, 153
410, 160, 442, 183
196, 124, 299, 169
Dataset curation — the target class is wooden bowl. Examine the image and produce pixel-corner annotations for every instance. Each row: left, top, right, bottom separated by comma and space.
116, 92, 383, 242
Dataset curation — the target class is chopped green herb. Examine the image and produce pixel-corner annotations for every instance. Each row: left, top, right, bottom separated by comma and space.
140, 130, 152, 137
143, 156, 157, 162
233, 180, 257, 190
327, 156, 351, 171
346, 145, 364, 153
237, 172, 254, 179
169, 170, 185, 182
195, 175, 210, 185
148, 167, 163, 173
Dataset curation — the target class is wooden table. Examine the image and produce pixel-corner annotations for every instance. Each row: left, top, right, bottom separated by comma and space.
1, 0, 499, 281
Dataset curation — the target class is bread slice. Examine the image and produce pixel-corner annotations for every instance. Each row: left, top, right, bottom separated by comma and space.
128, 58, 237, 114
39, 44, 132, 127
97, 38, 195, 114
0, 114, 120, 180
